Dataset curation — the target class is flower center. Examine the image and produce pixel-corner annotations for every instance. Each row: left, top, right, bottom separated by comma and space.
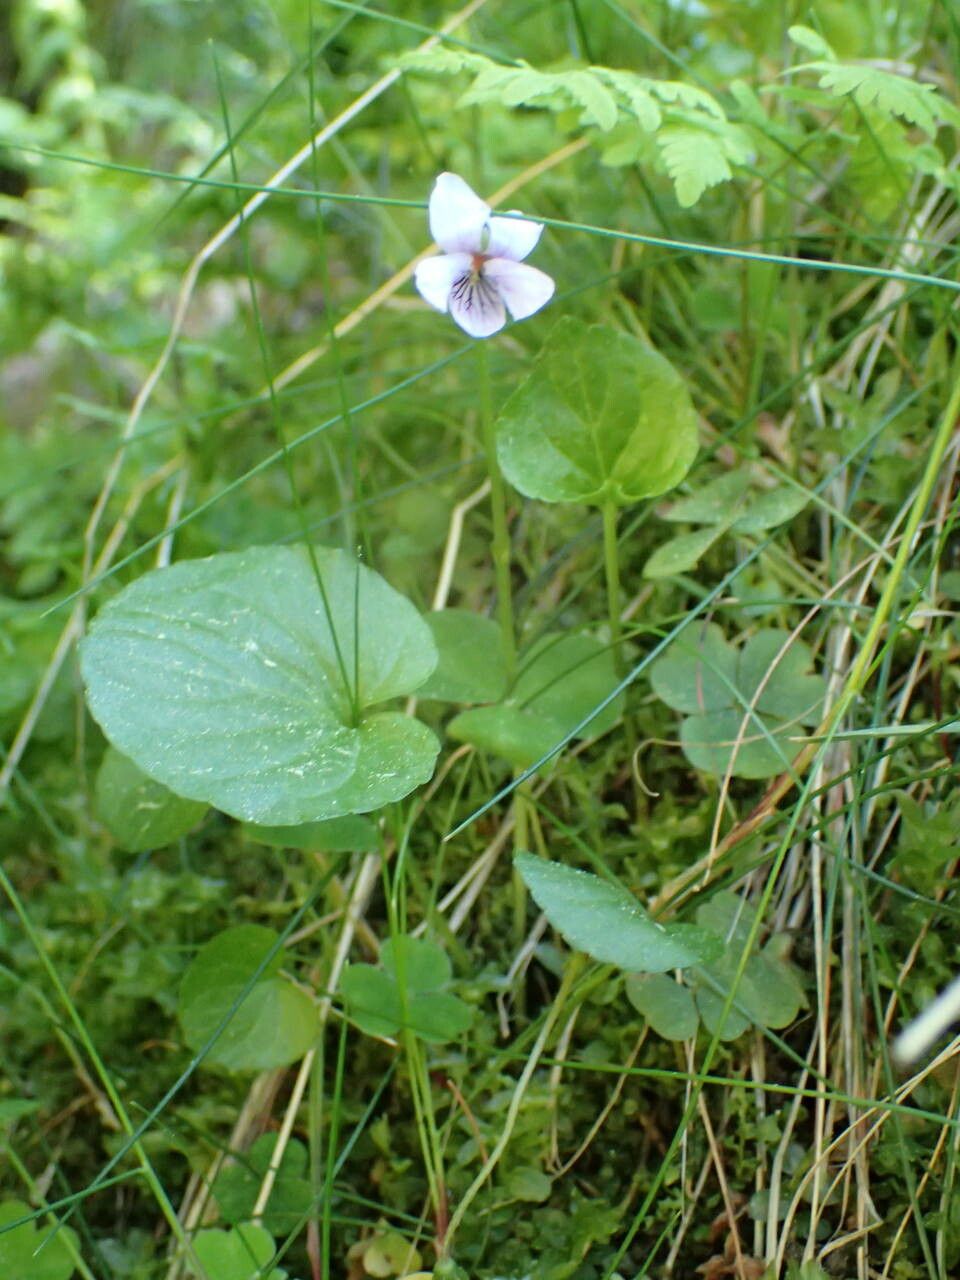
450, 261, 498, 316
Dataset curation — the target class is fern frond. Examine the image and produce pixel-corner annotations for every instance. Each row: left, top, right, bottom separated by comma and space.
399, 49, 747, 206
648, 81, 725, 120
593, 69, 661, 131
657, 123, 751, 207
795, 60, 947, 136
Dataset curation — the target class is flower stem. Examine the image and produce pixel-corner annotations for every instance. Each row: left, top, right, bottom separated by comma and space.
404, 1030, 448, 1250
511, 775, 531, 955
477, 341, 516, 678
602, 498, 623, 674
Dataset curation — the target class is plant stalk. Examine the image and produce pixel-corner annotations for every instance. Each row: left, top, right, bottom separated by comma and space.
478, 340, 517, 677
602, 498, 624, 674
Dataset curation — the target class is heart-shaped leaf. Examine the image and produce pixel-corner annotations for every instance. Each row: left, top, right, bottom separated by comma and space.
179, 925, 316, 1071
81, 546, 440, 824
516, 854, 722, 972
95, 746, 207, 852
495, 318, 698, 507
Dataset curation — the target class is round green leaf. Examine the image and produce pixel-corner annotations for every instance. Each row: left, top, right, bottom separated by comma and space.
179, 925, 316, 1071
625, 973, 700, 1040
0, 1202, 78, 1280
81, 546, 440, 824
695, 889, 756, 953
340, 965, 401, 1039
447, 704, 559, 769
690, 893, 804, 1037
448, 632, 623, 767
417, 610, 509, 703
694, 985, 751, 1041
513, 633, 623, 735
504, 1167, 552, 1203
95, 746, 207, 852
738, 948, 805, 1029
407, 990, 474, 1043
515, 853, 723, 972
241, 815, 379, 853
496, 318, 698, 507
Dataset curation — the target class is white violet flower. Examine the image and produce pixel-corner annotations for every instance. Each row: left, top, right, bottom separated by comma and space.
414, 172, 555, 339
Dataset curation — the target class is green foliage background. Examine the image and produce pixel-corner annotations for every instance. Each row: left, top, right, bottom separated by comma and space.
2, 1, 960, 1278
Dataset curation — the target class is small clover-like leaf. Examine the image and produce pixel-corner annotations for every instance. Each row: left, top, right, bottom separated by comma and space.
651, 627, 825, 779
731, 487, 809, 534
649, 623, 737, 715
381, 937, 452, 993
648, 472, 809, 577
341, 936, 472, 1044
663, 471, 751, 525
736, 630, 824, 723
625, 973, 699, 1040
690, 891, 805, 1039
213, 1136, 312, 1236
193, 1223, 284, 1280
643, 526, 727, 580
681, 708, 793, 779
